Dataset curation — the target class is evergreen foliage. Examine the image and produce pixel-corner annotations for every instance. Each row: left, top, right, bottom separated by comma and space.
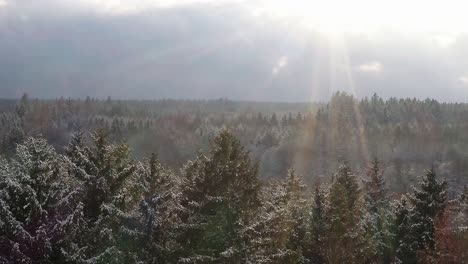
0, 128, 466, 263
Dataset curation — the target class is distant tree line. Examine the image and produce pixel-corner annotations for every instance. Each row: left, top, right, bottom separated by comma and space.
2, 92, 468, 194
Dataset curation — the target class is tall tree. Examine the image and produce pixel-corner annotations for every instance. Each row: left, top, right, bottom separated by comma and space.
394, 195, 419, 264
0, 137, 82, 263
363, 159, 387, 213
303, 183, 327, 264
135, 153, 181, 263
395, 168, 447, 263
456, 186, 468, 240
246, 182, 296, 264
325, 164, 369, 263
65, 130, 139, 263
362, 159, 394, 263
178, 129, 260, 263
411, 168, 447, 251
284, 170, 307, 262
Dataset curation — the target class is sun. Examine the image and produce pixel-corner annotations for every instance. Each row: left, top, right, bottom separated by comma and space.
254, 0, 468, 35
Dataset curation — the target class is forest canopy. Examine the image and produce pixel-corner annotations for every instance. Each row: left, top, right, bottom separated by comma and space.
0, 93, 468, 263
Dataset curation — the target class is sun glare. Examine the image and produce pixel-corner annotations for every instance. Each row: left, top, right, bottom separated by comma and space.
255, 0, 468, 35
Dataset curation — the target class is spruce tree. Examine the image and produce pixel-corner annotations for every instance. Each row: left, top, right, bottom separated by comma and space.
245, 172, 305, 264
325, 164, 367, 263
395, 168, 447, 263
303, 183, 327, 264
65, 130, 139, 263
0, 137, 82, 263
284, 170, 307, 263
362, 159, 394, 263
245, 182, 293, 264
454, 186, 468, 261
364, 159, 387, 213
411, 168, 447, 251
178, 129, 260, 263
456, 186, 468, 239
394, 195, 418, 264
135, 153, 181, 263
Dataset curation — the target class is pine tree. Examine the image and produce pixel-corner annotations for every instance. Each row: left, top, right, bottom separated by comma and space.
362, 159, 394, 263
394, 195, 418, 264
1, 126, 25, 158
270, 113, 279, 126
456, 186, 468, 239
15, 93, 29, 120
244, 172, 305, 264
245, 182, 291, 264
325, 164, 368, 263
453, 186, 468, 261
364, 159, 387, 213
178, 129, 260, 263
284, 170, 307, 263
395, 168, 447, 263
0, 137, 82, 263
65, 129, 139, 263
411, 168, 447, 252
135, 153, 181, 263
303, 183, 327, 264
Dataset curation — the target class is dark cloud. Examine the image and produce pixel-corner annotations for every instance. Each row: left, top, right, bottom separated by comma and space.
0, 1, 468, 101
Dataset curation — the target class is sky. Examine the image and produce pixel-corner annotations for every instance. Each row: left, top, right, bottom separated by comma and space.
1, 0, 468, 101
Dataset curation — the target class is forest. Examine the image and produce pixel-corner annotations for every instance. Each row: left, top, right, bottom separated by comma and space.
1, 93, 468, 263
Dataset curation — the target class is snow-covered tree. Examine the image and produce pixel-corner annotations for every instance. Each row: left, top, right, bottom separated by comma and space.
325, 164, 369, 263
395, 168, 447, 263
411, 168, 447, 251
394, 195, 418, 263
244, 174, 305, 264
283, 170, 307, 262
178, 129, 260, 263
362, 159, 394, 263
363, 159, 388, 213
244, 183, 285, 264
456, 186, 468, 240
303, 183, 327, 264
134, 153, 182, 263
65, 129, 140, 263
0, 137, 82, 263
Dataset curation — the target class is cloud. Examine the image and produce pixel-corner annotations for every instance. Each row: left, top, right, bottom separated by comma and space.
432, 35, 457, 47
459, 76, 468, 86
79, 0, 236, 15
357, 61, 383, 73
2, 0, 468, 101
272, 56, 288, 75
0, 0, 6, 7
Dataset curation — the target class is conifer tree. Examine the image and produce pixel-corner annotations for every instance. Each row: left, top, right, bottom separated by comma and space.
15, 93, 29, 120
178, 129, 260, 263
245, 182, 295, 264
456, 186, 468, 239
395, 168, 447, 263
284, 170, 307, 262
362, 159, 394, 263
325, 164, 368, 263
364, 159, 387, 213
65, 130, 139, 263
1, 126, 25, 158
453, 186, 468, 261
245, 171, 306, 264
394, 195, 418, 263
410, 168, 447, 252
135, 153, 181, 263
0, 137, 82, 263
303, 183, 327, 264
